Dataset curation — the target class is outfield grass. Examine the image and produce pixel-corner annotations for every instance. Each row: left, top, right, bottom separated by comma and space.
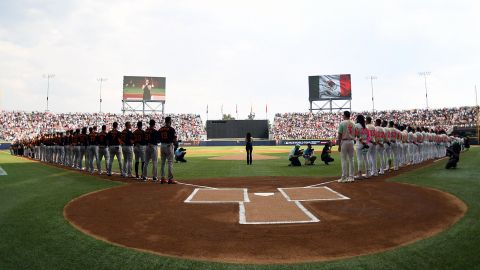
0, 148, 479, 269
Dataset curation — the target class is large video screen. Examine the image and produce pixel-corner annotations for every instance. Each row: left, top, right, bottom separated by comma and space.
123, 76, 166, 101
309, 74, 351, 101
206, 120, 269, 139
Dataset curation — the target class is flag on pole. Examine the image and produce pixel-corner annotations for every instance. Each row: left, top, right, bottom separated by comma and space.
206, 104, 208, 113
265, 104, 268, 113
221, 104, 223, 115
236, 104, 238, 114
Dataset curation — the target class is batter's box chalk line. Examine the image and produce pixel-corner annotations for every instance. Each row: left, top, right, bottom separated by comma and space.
278, 186, 351, 201
184, 186, 350, 225
184, 188, 250, 203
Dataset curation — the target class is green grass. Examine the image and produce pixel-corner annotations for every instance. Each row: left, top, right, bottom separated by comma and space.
0, 147, 479, 269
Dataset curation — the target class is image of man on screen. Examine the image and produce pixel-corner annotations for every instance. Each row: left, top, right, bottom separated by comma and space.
142, 78, 153, 101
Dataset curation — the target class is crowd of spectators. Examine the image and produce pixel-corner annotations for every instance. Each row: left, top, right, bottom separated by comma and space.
272, 106, 479, 140
1, 106, 478, 142
0, 111, 206, 142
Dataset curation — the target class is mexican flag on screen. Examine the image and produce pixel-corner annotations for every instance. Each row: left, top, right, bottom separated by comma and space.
318, 74, 351, 99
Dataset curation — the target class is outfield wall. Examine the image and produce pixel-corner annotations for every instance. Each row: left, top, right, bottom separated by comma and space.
0, 143, 11, 150
198, 140, 276, 146
278, 139, 334, 146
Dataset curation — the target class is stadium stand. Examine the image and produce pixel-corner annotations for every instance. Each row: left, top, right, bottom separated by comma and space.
0, 112, 206, 142
272, 106, 478, 140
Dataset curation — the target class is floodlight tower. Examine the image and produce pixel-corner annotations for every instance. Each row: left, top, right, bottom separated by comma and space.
43, 74, 55, 111
97, 77, 107, 113
366, 75, 377, 113
418, 72, 431, 110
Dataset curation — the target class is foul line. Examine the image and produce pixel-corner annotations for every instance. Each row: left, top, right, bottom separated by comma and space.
0, 166, 7, 176
176, 181, 218, 190
305, 179, 340, 188
433, 157, 448, 163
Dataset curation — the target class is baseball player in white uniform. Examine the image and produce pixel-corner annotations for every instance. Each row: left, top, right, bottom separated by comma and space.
375, 119, 386, 175
337, 111, 356, 182
366, 116, 377, 177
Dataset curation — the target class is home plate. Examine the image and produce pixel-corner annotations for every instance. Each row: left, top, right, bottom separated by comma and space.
254, 192, 274, 197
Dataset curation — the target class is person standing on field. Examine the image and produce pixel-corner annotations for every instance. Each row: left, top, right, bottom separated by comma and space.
97, 125, 109, 174
375, 119, 386, 175
354, 114, 369, 180
245, 132, 253, 165
337, 111, 355, 183
158, 116, 177, 184
133, 121, 146, 179
107, 122, 124, 177
121, 122, 135, 178
366, 116, 377, 177
143, 119, 159, 181
87, 126, 99, 173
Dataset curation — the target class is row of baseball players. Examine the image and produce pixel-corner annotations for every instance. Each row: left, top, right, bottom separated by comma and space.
337, 111, 462, 183
24, 117, 178, 183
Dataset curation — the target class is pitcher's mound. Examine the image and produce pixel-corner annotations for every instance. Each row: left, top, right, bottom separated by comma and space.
209, 154, 280, 161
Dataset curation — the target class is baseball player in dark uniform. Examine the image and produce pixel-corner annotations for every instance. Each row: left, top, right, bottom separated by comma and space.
62, 131, 70, 166
121, 122, 135, 178
158, 116, 177, 184
133, 121, 146, 179
142, 119, 158, 181
77, 127, 88, 170
107, 122, 124, 177
87, 126, 99, 173
71, 129, 80, 168
97, 125, 109, 174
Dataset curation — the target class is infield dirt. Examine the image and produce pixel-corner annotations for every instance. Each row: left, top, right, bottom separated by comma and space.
64, 161, 466, 264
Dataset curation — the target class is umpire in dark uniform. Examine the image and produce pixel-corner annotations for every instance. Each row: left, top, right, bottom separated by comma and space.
158, 116, 177, 184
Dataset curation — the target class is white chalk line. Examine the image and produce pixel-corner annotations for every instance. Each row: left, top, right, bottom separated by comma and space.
0, 166, 7, 176
305, 179, 341, 188
176, 181, 218, 190
278, 186, 350, 201
323, 186, 351, 200
184, 188, 248, 203
184, 183, 350, 225
433, 157, 448, 163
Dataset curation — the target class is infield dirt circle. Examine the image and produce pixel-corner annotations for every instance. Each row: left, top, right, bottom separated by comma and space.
64, 164, 466, 264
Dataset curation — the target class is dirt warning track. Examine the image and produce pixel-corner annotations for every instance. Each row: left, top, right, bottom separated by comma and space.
64, 173, 466, 264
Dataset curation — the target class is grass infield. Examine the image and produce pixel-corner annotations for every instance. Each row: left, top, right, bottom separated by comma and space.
0, 147, 479, 269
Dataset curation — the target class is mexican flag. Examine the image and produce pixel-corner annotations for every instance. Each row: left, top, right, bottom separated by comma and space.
318, 74, 351, 99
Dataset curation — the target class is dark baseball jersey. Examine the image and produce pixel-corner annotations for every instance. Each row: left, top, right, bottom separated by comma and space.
88, 132, 98, 145
158, 126, 176, 144
106, 129, 122, 146
78, 133, 88, 146
121, 129, 135, 146
144, 127, 158, 145
71, 134, 79, 146
133, 129, 146, 145
97, 131, 108, 146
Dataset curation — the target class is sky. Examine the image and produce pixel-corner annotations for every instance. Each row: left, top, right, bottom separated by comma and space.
0, 0, 479, 121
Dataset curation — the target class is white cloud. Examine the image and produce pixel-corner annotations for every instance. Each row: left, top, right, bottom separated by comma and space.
0, 0, 479, 121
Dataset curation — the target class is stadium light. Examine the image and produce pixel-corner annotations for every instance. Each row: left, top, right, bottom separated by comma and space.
475, 85, 478, 107
97, 78, 107, 113
43, 74, 55, 111
418, 72, 431, 110
366, 75, 377, 113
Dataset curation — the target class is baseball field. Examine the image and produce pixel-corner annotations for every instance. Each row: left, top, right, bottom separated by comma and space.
1, 146, 479, 269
